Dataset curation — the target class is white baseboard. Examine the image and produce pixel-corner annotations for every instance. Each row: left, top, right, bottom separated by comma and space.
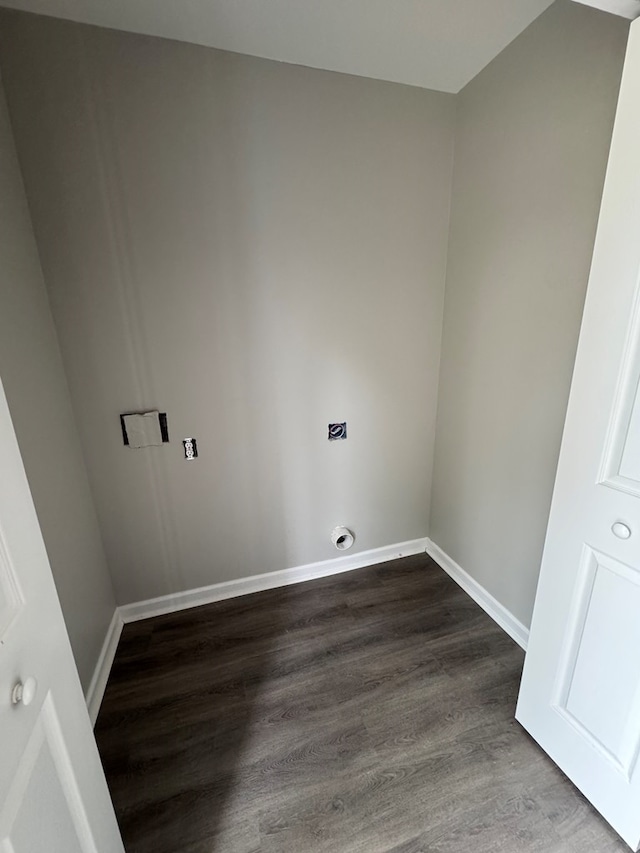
119, 537, 430, 623
425, 539, 529, 650
85, 608, 123, 726
85, 536, 526, 725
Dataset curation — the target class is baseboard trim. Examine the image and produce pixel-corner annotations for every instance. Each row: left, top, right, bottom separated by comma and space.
85, 537, 526, 724
119, 537, 430, 624
85, 607, 124, 726
425, 539, 529, 650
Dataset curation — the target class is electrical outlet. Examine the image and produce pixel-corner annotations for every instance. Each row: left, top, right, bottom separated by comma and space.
328, 423, 347, 441
183, 438, 198, 460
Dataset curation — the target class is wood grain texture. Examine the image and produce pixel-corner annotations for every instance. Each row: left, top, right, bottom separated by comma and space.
95, 554, 627, 853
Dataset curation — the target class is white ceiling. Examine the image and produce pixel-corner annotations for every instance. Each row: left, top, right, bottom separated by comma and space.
0, 0, 561, 93
574, 0, 639, 17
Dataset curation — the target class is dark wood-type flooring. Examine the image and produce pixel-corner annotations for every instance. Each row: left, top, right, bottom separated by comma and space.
95, 554, 627, 853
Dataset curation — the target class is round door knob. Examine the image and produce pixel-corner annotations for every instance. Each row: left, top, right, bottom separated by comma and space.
11, 676, 37, 706
612, 522, 632, 540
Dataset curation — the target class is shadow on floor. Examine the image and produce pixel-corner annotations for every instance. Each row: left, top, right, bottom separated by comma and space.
95, 580, 290, 853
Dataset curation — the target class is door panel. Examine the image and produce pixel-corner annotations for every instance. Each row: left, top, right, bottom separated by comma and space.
0, 528, 23, 641
516, 18, 640, 850
2, 695, 96, 853
0, 372, 124, 852
600, 292, 640, 493
554, 547, 640, 778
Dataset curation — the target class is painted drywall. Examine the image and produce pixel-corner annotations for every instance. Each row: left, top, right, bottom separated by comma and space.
0, 13, 455, 604
0, 76, 117, 689
430, 0, 628, 627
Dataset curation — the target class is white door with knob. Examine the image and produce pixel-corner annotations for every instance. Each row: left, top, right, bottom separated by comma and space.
0, 375, 124, 852
517, 17, 640, 851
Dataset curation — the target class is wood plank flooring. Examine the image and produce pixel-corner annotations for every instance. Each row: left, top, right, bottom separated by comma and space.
95, 554, 627, 853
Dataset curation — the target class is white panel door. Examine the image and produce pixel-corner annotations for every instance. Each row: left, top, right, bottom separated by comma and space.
0, 375, 124, 852
516, 18, 640, 851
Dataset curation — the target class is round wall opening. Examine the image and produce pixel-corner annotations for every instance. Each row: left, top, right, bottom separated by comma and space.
331, 526, 355, 551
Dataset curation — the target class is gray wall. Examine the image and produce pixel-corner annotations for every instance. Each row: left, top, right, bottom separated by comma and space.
430, 0, 628, 627
0, 76, 117, 689
0, 1, 627, 630
0, 13, 455, 604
